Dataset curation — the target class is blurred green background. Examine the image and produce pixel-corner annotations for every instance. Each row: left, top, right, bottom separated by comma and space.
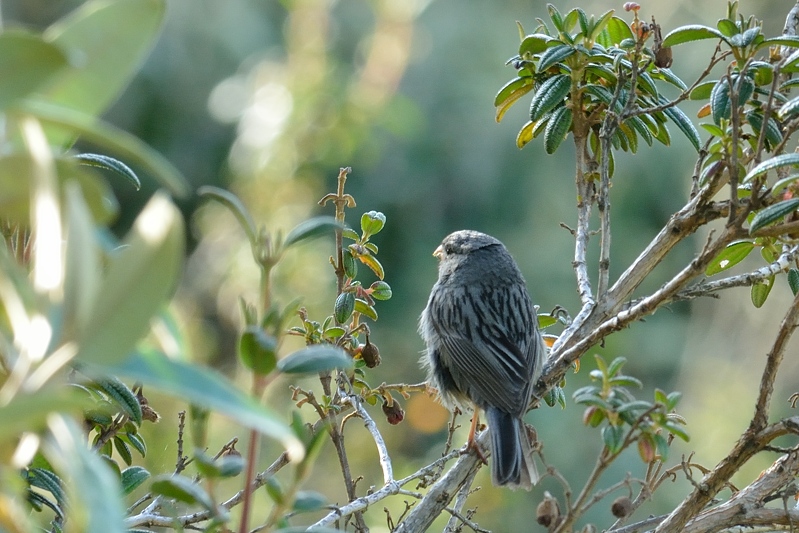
8, 0, 799, 530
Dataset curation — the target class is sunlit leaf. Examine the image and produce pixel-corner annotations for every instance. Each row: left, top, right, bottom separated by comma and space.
354, 298, 378, 321
43, 0, 166, 133
661, 25, 727, 47
705, 240, 754, 276
19, 99, 189, 196
0, 30, 69, 110
751, 275, 775, 308
101, 349, 303, 458
519, 33, 554, 56
76, 192, 184, 365
74, 153, 141, 190
495, 77, 534, 122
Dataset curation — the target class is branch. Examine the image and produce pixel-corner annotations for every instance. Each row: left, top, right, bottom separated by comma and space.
311, 447, 464, 529
654, 288, 799, 533
341, 390, 393, 484
392, 433, 486, 533
674, 245, 799, 301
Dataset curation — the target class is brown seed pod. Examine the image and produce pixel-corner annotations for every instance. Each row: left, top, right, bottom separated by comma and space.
611, 496, 633, 518
382, 400, 404, 425
536, 491, 561, 527
361, 337, 381, 368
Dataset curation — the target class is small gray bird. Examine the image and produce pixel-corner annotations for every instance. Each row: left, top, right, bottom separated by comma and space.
419, 230, 543, 489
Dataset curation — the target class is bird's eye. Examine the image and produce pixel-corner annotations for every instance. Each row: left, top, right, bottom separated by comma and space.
444, 243, 455, 254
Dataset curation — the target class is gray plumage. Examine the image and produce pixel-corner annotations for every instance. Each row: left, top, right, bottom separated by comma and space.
419, 230, 543, 489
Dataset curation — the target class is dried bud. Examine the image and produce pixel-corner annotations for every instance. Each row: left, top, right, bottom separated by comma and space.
536, 491, 561, 527
582, 406, 605, 427
637, 434, 656, 463
623, 2, 640, 11
611, 496, 633, 518
361, 337, 381, 368
137, 389, 161, 423
655, 46, 673, 68
382, 400, 404, 425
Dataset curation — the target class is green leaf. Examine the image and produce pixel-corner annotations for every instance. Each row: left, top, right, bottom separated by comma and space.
602, 16, 634, 46
649, 68, 687, 91
519, 34, 553, 56
745, 111, 782, 150
710, 75, 754, 125
95, 375, 143, 425
284, 216, 342, 248
151, 474, 215, 510
102, 349, 303, 459
659, 97, 701, 151
544, 105, 572, 154
73, 153, 141, 190
606, 356, 627, 378
334, 292, 356, 324
745, 153, 799, 182
701, 123, 725, 137
661, 25, 727, 47
602, 425, 625, 454
757, 35, 799, 50
114, 436, 133, 466
609, 375, 643, 389
751, 275, 775, 308
354, 298, 379, 321
197, 186, 257, 246
495, 77, 535, 123
778, 95, 799, 120
238, 326, 278, 375
788, 268, 799, 295
360, 210, 386, 237
537, 45, 575, 72
749, 199, 799, 234
690, 81, 716, 100
18, 99, 189, 196
121, 466, 150, 496
537, 314, 557, 329
530, 74, 571, 121
0, 30, 69, 110
705, 240, 755, 275
589, 10, 615, 43
75, 192, 184, 365
716, 19, 739, 38
547, 4, 565, 33
63, 182, 101, 340
42, 0, 166, 135
277, 345, 353, 374
194, 450, 244, 478
44, 416, 126, 533
370, 281, 392, 300
293, 490, 327, 512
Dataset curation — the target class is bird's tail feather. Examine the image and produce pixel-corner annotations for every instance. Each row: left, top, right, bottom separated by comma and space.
486, 407, 539, 490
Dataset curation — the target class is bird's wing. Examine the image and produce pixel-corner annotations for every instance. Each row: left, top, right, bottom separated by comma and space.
430, 284, 537, 415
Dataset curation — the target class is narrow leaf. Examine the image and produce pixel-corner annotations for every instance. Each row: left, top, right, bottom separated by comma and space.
544, 105, 572, 154
530, 74, 571, 121
101, 349, 303, 459
751, 275, 775, 308
788, 268, 799, 295
659, 97, 701, 151
745, 153, 799, 182
749, 198, 799, 234
74, 153, 141, 190
495, 78, 535, 122
18, 99, 189, 196
197, 186, 257, 246
284, 216, 341, 248
96, 375, 143, 425
537, 45, 575, 72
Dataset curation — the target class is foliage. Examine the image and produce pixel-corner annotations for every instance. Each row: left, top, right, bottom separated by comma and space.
5, 1, 799, 533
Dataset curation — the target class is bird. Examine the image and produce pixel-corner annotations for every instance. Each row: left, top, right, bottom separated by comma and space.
419, 230, 544, 489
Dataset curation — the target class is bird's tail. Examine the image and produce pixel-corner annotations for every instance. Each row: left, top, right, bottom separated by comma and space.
486, 407, 539, 490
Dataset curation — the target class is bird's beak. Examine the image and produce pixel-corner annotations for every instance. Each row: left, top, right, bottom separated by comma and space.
433, 245, 444, 260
